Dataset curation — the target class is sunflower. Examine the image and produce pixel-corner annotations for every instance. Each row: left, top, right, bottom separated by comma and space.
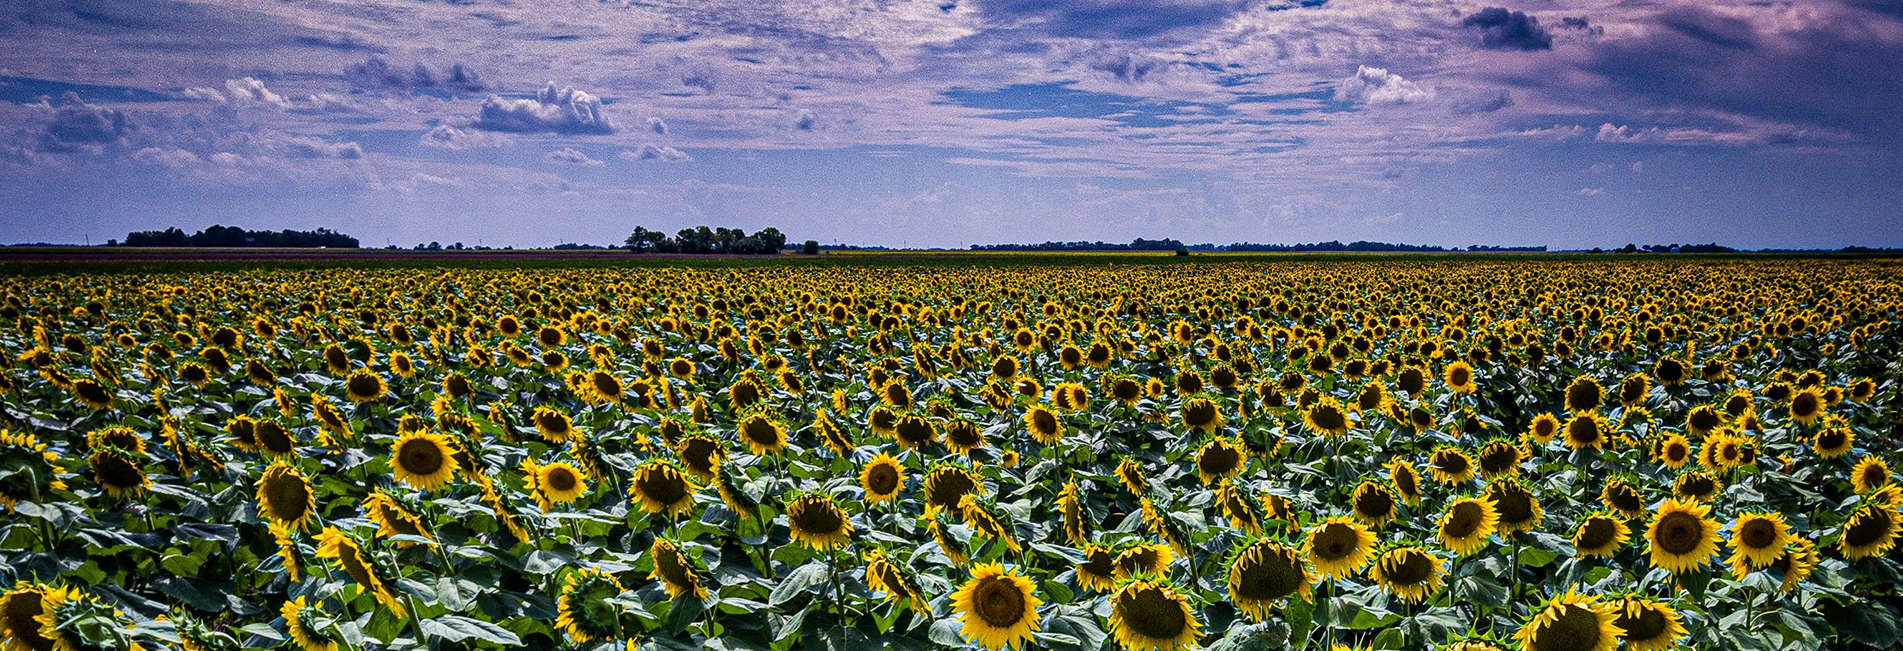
1303, 396, 1352, 437
648, 538, 707, 601
1526, 413, 1560, 445
631, 460, 698, 519
1442, 361, 1477, 394
70, 378, 113, 410
389, 430, 458, 491
1600, 478, 1646, 520
1108, 577, 1201, 651
739, 412, 790, 456
1572, 511, 1629, 558
1077, 544, 1118, 593
1116, 457, 1148, 497
1226, 540, 1310, 621
1605, 596, 1687, 651
282, 596, 338, 651
1437, 496, 1498, 556
1812, 424, 1854, 458
1476, 439, 1523, 480
1852, 456, 1891, 493
860, 452, 905, 504
1514, 589, 1621, 651
1387, 458, 1423, 505
554, 568, 623, 644
1839, 503, 1902, 560
1194, 437, 1245, 485
1216, 479, 1264, 535
1052, 382, 1089, 413
944, 418, 986, 456
1351, 480, 1399, 529
363, 490, 432, 546
1058, 480, 1090, 544
1725, 512, 1792, 574
535, 461, 589, 508
713, 462, 759, 522
314, 527, 404, 617
1564, 375, 1603, 413
864, 547, 926, 609
675, 434, 724, 482
86, 426, 145, 456
1654, 357, 1687, 387
1426, 446, 1477, 485
1646, 497, 1719, 573
1652, 434, 1692, 469
1561, 413, 1610, 452
0, 582, 58, 651
1765, 538, 1819, 592
1672, 471, 1720, 502
1787, 388, 1824, 426
88, 449, 148, 498
951, 562, 1042, 651
1304, 516, 1376, 579
1485, 476, 1543, 533
786, 492, 853, 550
1617, 373, 1650, 407
256, 462, 316, 531
1114, 543, 1176, 579
924, 463, 983, 514
1370, 545, 1444, 604
1181, 397, 1224, 434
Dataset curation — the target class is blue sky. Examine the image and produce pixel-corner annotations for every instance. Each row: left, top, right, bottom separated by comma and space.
2, 0, 1900, 249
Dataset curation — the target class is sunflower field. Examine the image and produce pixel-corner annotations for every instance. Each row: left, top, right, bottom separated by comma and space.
0, 257, 1900, 651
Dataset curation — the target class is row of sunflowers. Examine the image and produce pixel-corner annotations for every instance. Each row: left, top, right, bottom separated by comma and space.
0, 258, 1899, 651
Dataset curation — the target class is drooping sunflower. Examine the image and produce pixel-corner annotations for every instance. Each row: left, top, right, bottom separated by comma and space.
554, 568, 623, 644
786, 491, 854, 551
1839, 503, 1902, 560
1304, 516, 1377, 579
1609, 596, 1687, 651
1571, 510, 1630, 559
1725, 512, 1793, 574
1514, 589, 1621, 651
1427, 445, 1477, 485
389, 430, 459, 491
1485, 476, 1543, 533
1370, 545, 1445, 604
631, 460, 698, 519
1216, 479, 1264, 535
1226, 540, 1310, 621
1114, 543, 1176, 579
70, 378, 113, 410
950, 562, 1042, 651
859, 452, 905, 504
1303, 396, 1352, 437
675, 434, 724, 482
1437, 496, 1498, 556
88, 448, 149, 498
1646, 497, 1720, 573
283, 596, 339, 651
1116, 457, 1149, 497
1852, 456, 1891, 493
1600, 478, 1646, 519
1058, 480, 1091, 544
738, 412, 790, 456
1194, 437, 1245, 485
944, 418, 986, 456
1351, 480, 1399, 529
1108, 576, 1201, 651
256, 462, 316, 531
1387, 458, 1423, 505
854, 547, 924, 614
1077, 544, 1118, 593
649, 537, 708, 601
923, 462, 983, 514
1181, 397, 1224, 434
314, 527, 404, 617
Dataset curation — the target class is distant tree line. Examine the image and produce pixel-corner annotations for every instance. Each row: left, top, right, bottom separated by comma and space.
970, 238, 1546, 253
116, 225, 358, 248
625, 226, 787, 254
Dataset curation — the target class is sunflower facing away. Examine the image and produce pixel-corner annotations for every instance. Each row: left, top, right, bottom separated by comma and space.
1108, 576, 1202, 651
1646, 497, 1720, 574
389, 430, 459, 491
363, 490, 433, 547
283, 596, 339, 651
1304, 516, 1377, 579
1226, 540, 1311, 621
554, 568, 623, 644
314, 527, 405, 617
1058, 480, 1090, 544
1369, 545, 1445, 604
951, 562, 1042, 651
1514, 589, 1622, 651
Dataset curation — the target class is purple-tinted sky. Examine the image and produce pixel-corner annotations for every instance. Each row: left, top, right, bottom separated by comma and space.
2, 0, 1900, 249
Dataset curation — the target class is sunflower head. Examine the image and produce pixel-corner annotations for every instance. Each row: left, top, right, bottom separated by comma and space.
951, 562, 1042, 650
1513, 589, 1622, 651
1852, 456, 1891, 494
1572, 510, 1630, 559
739, 412, 789, 456
1108, 575, 1202, 651
1304, 516, 1376, 579
1427, 446, 1477, 485
256, 462, 316, 531
1839, 503, 1902, 560
649, 538, 707, 601
554, 568, 624, 644
389, 430, 459, 491
1646, 497, 1719, 574
1194, 437, 1245, 485
786, 491, 853, 551
1303, 396, 1352, 437
631, 460, 698, 519
88, 448, 149, 498
1610, 596, 1688, 651
1226, 540, 1311, 621
1370, 545, 1445, 604
1437, 496, 1499, 556
1351, 480, 1398, 529
1484, 476, 1543, 533
1181, 397, 1224, 434
1725, 511, 1792, 574
860, 452, 905, 504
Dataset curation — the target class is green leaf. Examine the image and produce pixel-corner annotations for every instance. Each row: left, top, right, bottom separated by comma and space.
421, 615, 524, 645
1822, 600, 1898, 648
769, 563, 831, 607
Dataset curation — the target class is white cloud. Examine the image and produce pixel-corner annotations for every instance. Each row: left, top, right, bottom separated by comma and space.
1334, 65, 1433, 106
133, 147, 202, 168
474, 83, 613, 134
419, 125, 512, 150
1574, 187, 1605, 196
647, 117, 668, 135
222, 77, 292, 109
545, 147, 604, 166
618, 144, 692, 162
